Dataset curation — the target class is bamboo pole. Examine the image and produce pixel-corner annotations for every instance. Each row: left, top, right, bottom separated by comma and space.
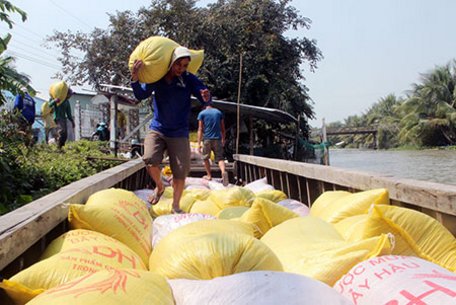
236, 53, 243, 155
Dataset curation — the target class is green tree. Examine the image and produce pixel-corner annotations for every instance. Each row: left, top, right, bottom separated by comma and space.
0, 1, 35, 105
398, 62, 456, 146
47, 0, 322, 130
365, 94, 403, 149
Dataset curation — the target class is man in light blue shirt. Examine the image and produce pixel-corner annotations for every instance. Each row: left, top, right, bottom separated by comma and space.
197, 103, 228, 185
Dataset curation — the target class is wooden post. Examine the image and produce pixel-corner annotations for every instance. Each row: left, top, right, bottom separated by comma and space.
110, 95, 118, 156
322, 118, 329, 165
74, 100, 81, 141
294, 115, 301, 161
249, 115, 253, 155
236, 53, 243, 155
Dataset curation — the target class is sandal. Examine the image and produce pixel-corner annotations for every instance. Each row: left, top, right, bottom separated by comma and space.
172, 208, 185, 214
222, 172, 229, 186
202, 175, 212, 181
148, 187, 165, 205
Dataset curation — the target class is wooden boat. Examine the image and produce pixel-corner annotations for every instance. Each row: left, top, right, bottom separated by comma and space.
1, 154, 456, 303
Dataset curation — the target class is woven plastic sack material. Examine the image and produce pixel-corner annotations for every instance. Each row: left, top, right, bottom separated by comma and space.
152, 213, 216, 247
150, 194, 197, 217
183, 188, 211, 201
240, 198, 299, 238
310, 189, 390, 223
68, 188, 152, 266
23, 269, 174, 305
48, 80, 68, 104
335, 255, 456, 305
40, 229, 147, 261
217, 206, 250, 219
243, 177, 275, 193
361, 204, 456, 271
255, 189, 287, 203
0, 237, 146, 305
189, 199, 221, 216
261, 217, 393, 286
209, 186, 255, 210
170, 271, 354, 305
277, 199, 310, 217
128, 36, 204, 84
334, 214, 368, 241
309, 190, 352, 218
149, 220, 280, 279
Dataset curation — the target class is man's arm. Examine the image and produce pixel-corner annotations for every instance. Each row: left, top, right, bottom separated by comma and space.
130, 59, 154, 101
131, 81, 154, 101
197, 120, 204, 152
188, 73, 211, 105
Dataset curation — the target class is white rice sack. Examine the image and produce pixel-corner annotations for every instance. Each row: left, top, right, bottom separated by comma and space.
244, 177, 275, 193
170, 271, 353, 305
208, 180, 226, 191
185, 184, 210, 190
335, 255, 456, 305
185, 177, 209, 187
152, 213, 216, 247
134, 189, 154, 208
277, 199, 310, 217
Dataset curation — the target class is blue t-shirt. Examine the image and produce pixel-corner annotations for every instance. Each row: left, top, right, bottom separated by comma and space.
13, 93, 35, 125
197, 107, 224, 140
131, 72, 209, 138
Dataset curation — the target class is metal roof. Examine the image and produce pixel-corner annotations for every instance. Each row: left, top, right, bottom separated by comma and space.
98, 84, 297, 124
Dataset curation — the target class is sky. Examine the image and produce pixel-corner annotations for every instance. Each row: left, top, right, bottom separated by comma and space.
3, 0, 456, 127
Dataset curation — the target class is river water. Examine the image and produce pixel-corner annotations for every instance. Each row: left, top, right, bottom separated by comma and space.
329, 149, 456, 185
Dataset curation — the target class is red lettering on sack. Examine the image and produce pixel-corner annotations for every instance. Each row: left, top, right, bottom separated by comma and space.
385, 280, 456, 305
93, 246, 137, 268
413, 270, 456, 281
370, 257, 387, 266
133, 211, 149, 230
349, 289, 364, 305
375, 268, 391, 280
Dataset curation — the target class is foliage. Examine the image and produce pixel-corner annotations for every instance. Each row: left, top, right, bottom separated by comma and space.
0, 111, 119, 215
47, 0, 322, 135
0, 1, 35, 106
327, 60, 456, 149
397, 62, 456, 147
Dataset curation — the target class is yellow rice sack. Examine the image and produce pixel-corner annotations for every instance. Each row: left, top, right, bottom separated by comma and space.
209, 186, 255, 210
261, 217, 393, 286
150, 193, 197, 217
310, 188, 390, 223
217, 206, 250, 219
149, 220, 281, 279
25, 269, 174, 305
68, 188, 152, 266
361, 204, 456, 271
255, 190, 287, 203
240, 197, 299, 238
0, 234, 146, 305
190, 199, 221, 216
333, 214, 368, 241
49, 80, 68, 103
128, 36, 204, 84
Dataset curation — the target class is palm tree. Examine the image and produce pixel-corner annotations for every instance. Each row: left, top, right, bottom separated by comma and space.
398, 62, 456, 146
0, 1, 35, 106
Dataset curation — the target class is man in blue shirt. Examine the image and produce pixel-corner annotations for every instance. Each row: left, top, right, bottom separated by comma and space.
197, 104, 228, 186
13, 91, 36, 145
131, 46, 211, 213
13, 91, 36, 126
